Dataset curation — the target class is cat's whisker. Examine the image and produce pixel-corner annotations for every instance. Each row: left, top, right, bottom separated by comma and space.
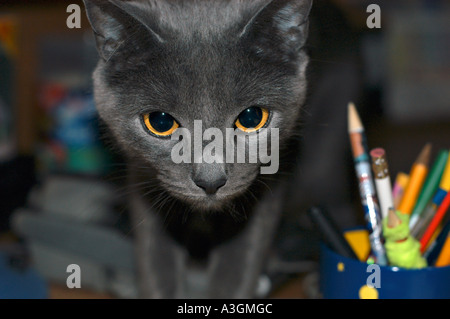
182, 205, 193, 224
255, 179, 273, 196
244, 187, 258, 203
124, 217, 146, 238
114, 181, 162, 198
162, 197, 178, 228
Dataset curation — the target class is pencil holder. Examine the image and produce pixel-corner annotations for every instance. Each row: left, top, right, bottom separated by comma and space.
319, 229, 450, 299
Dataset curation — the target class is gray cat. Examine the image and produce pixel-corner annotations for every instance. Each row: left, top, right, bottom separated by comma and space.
84, 0, 315, 298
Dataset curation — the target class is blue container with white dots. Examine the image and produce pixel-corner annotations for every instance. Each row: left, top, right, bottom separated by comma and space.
320, 231, 450, 299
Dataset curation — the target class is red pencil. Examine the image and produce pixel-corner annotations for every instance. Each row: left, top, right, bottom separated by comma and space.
420, 190, 450, 253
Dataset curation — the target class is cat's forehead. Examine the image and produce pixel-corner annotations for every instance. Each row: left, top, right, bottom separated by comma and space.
135, 0, 269, 38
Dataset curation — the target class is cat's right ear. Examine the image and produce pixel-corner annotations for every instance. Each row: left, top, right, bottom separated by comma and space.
239, 0, 313, 64
83, 0, 163, 61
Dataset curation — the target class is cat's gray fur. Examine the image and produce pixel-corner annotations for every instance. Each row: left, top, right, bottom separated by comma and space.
84, 0, 355, 298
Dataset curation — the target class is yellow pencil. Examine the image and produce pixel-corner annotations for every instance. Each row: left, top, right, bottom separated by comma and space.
398, 144, 432, 215
435, 234, 450, 267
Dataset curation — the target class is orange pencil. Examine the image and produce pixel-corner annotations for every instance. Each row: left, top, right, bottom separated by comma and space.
398, 144, 432, 215
435, 234, 450, 267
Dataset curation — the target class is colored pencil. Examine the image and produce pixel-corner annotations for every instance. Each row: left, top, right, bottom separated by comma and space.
393, 172, 409, 209
411, 200, 441, 239
420, 190, 450, 253
348, 102, 387, 265
411, 153, 450, 238
409, 150, 449, 228
435, 234, 450, 267
398, 143, 432, 215
425, 219, 450, 265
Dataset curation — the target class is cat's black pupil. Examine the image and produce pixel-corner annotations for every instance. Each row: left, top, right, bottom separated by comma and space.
149, 112, 174, 132
238, 107, 263, 128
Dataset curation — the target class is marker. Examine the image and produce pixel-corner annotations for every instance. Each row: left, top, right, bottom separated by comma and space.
371, 148, 394, 220
420, 190, 450, 253
392, 172, 409, 209
409, 150, 449, 229
308, 206, 358, 260
398, 143, 432, 215
348, 102, 387, 266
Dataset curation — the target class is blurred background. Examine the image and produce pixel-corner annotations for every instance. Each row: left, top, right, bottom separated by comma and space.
0, 0, 449, 298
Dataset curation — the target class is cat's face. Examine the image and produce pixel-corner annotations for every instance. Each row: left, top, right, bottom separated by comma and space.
85, 0, 311, 210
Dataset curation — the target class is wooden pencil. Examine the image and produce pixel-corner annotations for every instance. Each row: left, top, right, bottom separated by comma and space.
398, 143, 432, 215
348, 102, 387, 266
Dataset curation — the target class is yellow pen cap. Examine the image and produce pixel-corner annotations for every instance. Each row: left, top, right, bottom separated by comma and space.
440, 153, 450, 191
439, 153, 450, 191
396, 172, 410, 189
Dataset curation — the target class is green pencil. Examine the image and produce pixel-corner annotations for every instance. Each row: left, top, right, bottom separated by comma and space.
409, 149, 449, 229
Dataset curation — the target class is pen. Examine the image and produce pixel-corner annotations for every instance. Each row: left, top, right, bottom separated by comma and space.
308, 206, 358, 260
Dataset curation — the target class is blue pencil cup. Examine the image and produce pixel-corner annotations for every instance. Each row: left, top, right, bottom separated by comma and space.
319, 232, 450, 299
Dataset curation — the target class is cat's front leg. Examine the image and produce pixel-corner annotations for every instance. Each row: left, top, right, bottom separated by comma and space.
207, 181, 286, 298
130, 191, 187, 299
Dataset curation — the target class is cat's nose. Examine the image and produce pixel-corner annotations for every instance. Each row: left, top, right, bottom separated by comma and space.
194, 177, 227, 195
193, 163, 227, 195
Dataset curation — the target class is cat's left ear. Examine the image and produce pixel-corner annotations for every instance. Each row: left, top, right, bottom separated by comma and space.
240, 0, 312, 63
83, 0, 164, 61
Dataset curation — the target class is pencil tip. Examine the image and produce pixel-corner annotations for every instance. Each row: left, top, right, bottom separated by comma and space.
387, 209, 402, 228
348, 102, 363, 132
416, 143, 432, 166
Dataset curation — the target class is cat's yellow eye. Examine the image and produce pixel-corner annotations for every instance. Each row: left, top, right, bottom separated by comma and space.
143, 112, 179, 136
235, 107, 269, 133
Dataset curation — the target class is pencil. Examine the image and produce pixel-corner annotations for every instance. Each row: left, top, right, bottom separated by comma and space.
435, 234, 450, 267
387, 208, 402, 228
398, 143, 432, 215
371, 148, 394, 220
409, 150, 449, 228
348, 102, 387, 266
383, 208, 427, 268
425, 219, 450, 264
411, 152, 450, 238
420, 190, 450, 253
411, 201, 440, 239
393, 172, 409, 209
